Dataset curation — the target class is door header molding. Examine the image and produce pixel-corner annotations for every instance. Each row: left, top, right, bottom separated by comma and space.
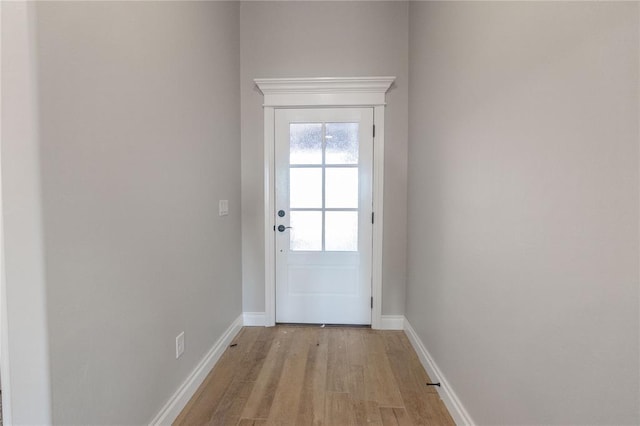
254, 76, 395, 107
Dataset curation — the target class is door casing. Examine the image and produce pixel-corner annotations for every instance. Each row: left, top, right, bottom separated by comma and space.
255, 77, 395, 329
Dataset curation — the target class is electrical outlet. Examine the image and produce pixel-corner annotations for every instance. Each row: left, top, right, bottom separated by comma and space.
176, 332, 185, 359
219, 200, 229, 216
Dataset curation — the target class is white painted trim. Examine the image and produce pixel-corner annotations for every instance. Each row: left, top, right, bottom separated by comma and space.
149, 315, 243, 426
243, 312, 266, 327
371, 105, 385, 330
257, 77, 395, 330
264, 107, 276, 327
379, 315, 405, 330
255, 77, 395, 107
1, 3, 52, 423
403, 319, 476, 426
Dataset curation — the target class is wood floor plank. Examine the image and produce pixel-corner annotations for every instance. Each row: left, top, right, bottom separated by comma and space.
295, 328, 329, 426
385, 331, 453, 426
353, 400, 383, 426
345, 328, 368, 401
346, 364, 366, 401
242, 326, 278, 382
207, 328, 280, 425
380, 407, 414, 426
388, 332, 439, 395
207, 380, 254, 426
425, 394, 456, 426
382, 331, 406, 354
241, 327, 294, 419
345, 328, 367, 366
387, 359, 454, 426
237, 419, 267, 426
265, 328, 311, 425
325, 392, 357, 426
395, 333, 439, 395
173, 327, 261, 426
326, 329, 349, 392
363, 332, 404, 407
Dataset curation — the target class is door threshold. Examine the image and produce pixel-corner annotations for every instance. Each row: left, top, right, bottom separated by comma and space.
275, 323, 371, 329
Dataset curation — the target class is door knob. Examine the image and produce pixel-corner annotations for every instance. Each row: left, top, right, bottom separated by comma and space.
277, 225, 293, 232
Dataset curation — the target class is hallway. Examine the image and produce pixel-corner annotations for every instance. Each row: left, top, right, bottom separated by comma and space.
4, 2, 638, 424
174, 326, 454, 425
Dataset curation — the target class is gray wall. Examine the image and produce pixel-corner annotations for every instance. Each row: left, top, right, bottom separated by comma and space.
1, 2, 53, 424
406, 2, 639, 424
34, 2, 241, 424
240, 1, 409, 315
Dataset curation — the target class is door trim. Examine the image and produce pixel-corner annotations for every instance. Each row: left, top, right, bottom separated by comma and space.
255, 76, 395, 329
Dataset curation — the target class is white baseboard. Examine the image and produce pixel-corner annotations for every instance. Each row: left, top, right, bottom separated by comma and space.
403, 319, 475, 426
243, 312, 266, 326
149, 314, 243, 426
379, 315, 405, 330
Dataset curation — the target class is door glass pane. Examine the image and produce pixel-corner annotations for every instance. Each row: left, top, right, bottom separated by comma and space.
290, 168, 322, 208
325, 212, 358, 251
326, 123, 359, 164
325, 168, 358, 208
290, 123, 322, 165
290, 211, 322, 251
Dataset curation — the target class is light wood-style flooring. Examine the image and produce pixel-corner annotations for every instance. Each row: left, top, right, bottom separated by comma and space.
174, 326, 455, 426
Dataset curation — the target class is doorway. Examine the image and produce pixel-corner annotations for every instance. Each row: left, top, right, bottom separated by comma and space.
255, 76, 394, 328
274, 108, 374, 324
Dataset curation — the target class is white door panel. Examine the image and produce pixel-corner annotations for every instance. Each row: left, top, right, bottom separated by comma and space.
275, 108, 373, 324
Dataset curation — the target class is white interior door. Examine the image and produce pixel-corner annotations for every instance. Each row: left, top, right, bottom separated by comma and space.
275, 108, 373, 325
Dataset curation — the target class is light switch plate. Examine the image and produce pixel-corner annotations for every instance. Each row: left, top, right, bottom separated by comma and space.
176, 331, 185, 359
219, 200, 228, 216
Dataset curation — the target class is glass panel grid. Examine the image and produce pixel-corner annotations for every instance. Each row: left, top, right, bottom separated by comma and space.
290, 168, 322, 208
325, 211, 358, 251
288, 121, 360, 252
290, 123, 322, 164
325, 167, 358, 208
326, 122, 359, 165
289, 211, 322, 251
